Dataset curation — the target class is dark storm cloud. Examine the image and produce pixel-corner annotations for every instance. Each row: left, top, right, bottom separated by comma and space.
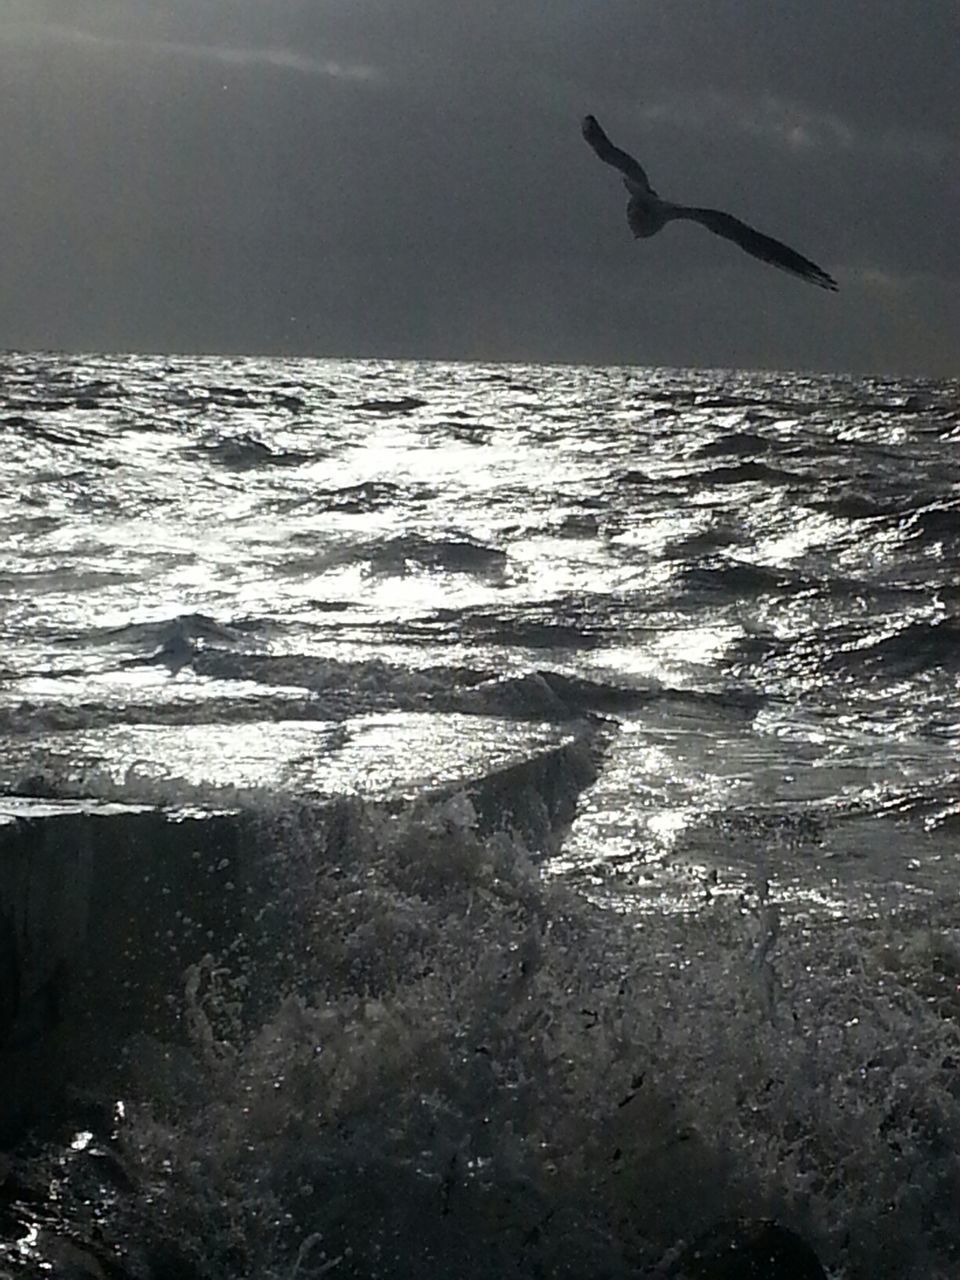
2, 1, 957, 373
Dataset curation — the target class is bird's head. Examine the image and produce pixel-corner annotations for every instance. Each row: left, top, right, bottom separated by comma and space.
581, 115, 601, 141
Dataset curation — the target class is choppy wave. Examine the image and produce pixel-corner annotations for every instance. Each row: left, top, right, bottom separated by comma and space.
693, 430, 777, 459
897, 500, 960, 548
348, 395, 428, 413
850, 616, 960, 675
100, 612, 244, 650
680, 559, 806, 599
2, 354, 960, 1277
363, 534, 508, 576
697, 460, 803, 486
185, 434, 312, 470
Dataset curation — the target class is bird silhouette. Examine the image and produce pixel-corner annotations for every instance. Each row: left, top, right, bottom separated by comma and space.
582, 114, 838, 291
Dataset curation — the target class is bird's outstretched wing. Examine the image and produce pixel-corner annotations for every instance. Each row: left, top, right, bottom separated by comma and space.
581, 115, 656, 195
675, 206, 838, 291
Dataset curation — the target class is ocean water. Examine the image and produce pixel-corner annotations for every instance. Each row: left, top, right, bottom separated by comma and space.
0, 351, 958, 1277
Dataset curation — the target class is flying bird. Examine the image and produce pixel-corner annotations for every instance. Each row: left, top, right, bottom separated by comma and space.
581, 115, 838, 291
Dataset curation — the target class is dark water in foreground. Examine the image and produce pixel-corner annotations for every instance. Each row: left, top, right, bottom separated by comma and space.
0, 352, 958, 1276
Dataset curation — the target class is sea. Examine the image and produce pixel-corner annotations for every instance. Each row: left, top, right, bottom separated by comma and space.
0, 350, 958, 1278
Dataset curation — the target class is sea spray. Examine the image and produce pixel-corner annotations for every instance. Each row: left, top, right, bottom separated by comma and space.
42, 797, 950, 1279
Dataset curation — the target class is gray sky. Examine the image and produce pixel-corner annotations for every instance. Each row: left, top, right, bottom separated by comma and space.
2, 1, 958, 375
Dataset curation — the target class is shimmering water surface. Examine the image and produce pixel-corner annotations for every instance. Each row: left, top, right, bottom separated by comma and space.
0, 352, 959, 1277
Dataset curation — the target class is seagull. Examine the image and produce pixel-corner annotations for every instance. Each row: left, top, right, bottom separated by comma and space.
582, 114, 838, 291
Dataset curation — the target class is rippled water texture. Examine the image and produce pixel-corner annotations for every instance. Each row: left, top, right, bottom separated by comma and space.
1, 353, 959, 1277
2, 353, 957, 911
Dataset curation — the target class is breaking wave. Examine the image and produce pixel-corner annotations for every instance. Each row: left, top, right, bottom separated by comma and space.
4, 786, 960, 1278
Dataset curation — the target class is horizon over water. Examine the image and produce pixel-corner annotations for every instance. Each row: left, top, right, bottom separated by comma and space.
0, 349, 959, 1277
6, 341, 952, 384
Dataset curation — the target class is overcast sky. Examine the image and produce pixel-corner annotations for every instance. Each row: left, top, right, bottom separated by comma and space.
2, 1, 958, 375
